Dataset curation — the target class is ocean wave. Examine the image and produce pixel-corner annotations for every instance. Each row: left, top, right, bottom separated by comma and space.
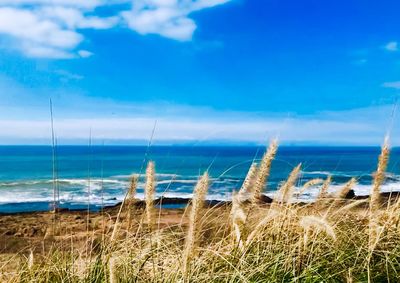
1, 174, 400, 207
111, 173, 180, 179
285, 181, 400, 203
300, 170, 354, 177
157, 179, 198, 185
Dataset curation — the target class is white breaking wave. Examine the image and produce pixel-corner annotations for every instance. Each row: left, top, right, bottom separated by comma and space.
111, 173, 180, 179
1, 175, 400, 206
273, 181, 400, 203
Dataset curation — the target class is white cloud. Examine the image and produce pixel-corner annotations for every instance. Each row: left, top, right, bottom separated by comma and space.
55, 70, 84, 81
0, 7, 84, 58
0, 0, 103, 9
382, 81, 400, 89
121, 0, 230, 41
78, 50, 93, 58
39, 6, 119, 29
0, 0, 231, 58
385, 41, 398, 52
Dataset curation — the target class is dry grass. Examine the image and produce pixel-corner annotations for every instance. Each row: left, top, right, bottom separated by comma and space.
252, 139, 278, 204
183, 172, 209, 274
145, 161, 156, 227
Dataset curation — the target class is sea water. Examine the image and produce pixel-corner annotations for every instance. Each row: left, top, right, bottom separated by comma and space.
0, 145, 399, 213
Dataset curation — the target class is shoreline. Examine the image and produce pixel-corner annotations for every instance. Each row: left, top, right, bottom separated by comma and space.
1, 190, 400, 216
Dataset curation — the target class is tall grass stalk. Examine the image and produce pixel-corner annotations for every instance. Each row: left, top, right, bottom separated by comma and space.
336, 177, 357, 199
127, 174, 138, 230
252, 139, 278, 204
108, 256, 117, 283
297, 178, 324, 196
276, 163, 302, 204
370, 137, 389, 213
183, 172, 209, 274
369, 137, 390, 254
238, 163, 258, 199
317, 175, 332, 200
128, 174, 138, 202
145, 161, 156, 227
230, 191, 247, 250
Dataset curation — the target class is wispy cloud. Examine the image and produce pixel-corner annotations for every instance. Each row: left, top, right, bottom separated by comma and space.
384, 41, 398, 51
78, 49, 93, 58
0, 0, 231, 59
382, 81, 400, 89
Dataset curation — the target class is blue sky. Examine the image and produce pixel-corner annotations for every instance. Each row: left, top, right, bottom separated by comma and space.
0, 0, 400, 145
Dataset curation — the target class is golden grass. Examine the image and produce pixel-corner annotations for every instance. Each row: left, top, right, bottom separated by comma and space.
238, 162, 258, 198
128, 174, 138, 202
317, 175, 332, 200
252, 139, 278, 204
145, 161, 156, 227
183, 172, 209, 274
336, 177, 357, 199
275, 163, 301, 204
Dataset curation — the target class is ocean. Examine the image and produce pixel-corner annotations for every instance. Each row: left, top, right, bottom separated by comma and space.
0, 145, 399, 213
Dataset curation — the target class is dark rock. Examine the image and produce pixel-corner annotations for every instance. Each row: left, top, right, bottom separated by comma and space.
259, 194, 273, 204
345, 189, 356, 199
155, 197, 191, 205
5, 230, 15, 236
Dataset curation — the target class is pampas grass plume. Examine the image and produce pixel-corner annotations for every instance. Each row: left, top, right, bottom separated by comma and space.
277, 163, 302, 204
370, 136, 389, 212
27, 249, 34, 271
317, 176, 332, 200
300, 215, 336, 241
145, 161, 156, 226
252, 139, 278, 204
231, 191, 247, 249
183, 172, 209, 272
128, 174, 138, 202
109, 256, 117, 283
336, 178, 357, 199
239, 163, 258, 198
369, 136, 390, 251
297, 178, 324, 196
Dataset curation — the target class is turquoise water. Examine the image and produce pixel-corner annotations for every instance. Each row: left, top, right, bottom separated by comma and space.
0, 146, 399, 213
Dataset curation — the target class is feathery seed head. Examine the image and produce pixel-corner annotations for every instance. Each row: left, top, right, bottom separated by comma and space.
276, 163, 302, 204
27, 249, 34, 271
337, 178, 357, 199
370, 137, 390, 212
252, 139, 278, 204
109, 256, 117, 283
317, 175, 332, 200
239, 163, 258, 198
303, 178, 324, 190
128, 174, 138, 202
300, 215, 336, 241
145, 161, 156, 226
297, 178, 324, 197
183, 172, 210, 273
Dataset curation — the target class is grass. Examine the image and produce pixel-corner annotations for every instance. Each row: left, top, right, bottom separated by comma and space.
1, 139, 400, 282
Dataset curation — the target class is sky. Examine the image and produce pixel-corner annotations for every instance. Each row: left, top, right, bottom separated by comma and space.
0, 0, 400, 145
